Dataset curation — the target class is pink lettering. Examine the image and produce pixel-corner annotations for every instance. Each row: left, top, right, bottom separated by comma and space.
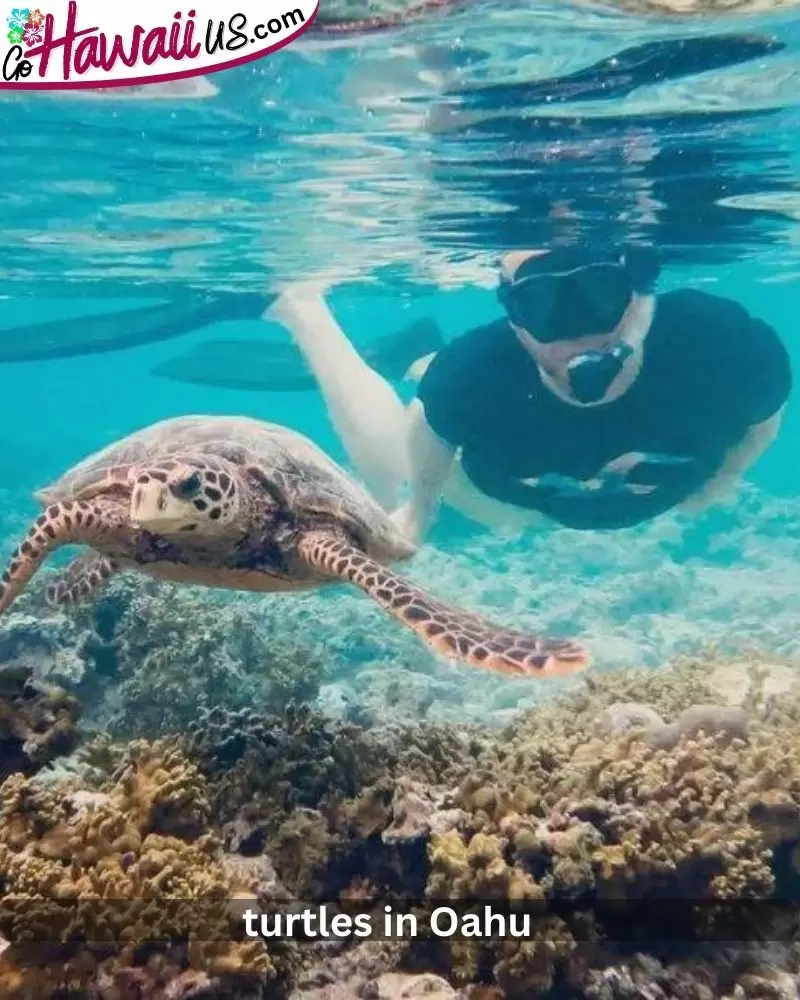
94, 26, 143, 70
73, 34, 95, 74
142, 26, 168, 65
179, 19, 200, 59
23, 1, 203, 80
25, 2, 96, 79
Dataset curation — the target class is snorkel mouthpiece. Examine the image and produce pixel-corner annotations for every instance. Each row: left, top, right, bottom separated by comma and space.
567, 343, 634, 404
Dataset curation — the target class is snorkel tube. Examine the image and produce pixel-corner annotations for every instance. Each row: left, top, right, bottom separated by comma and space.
566, 341, 635, 403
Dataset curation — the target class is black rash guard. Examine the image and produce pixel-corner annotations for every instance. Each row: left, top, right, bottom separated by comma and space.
416, 288, 791, 530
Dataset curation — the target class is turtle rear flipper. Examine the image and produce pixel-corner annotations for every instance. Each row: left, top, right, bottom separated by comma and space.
297, 531, 590, 679
0, 501, 122, 616
45, 552, 119, 609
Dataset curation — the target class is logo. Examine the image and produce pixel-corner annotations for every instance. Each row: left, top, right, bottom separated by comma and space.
7, 7, 46, 48
0, 0, 318, 89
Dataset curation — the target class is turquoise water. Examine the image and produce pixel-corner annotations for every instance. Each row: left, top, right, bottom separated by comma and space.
2, 0, 800, 712
5, 6, 800, 997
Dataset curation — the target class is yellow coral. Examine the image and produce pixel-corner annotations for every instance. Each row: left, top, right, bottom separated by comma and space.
422, 655, 800, 995
110, 738, 211, 838
0, 739, 276, 997
6, 652, 800, 999
494, 922, 576, 997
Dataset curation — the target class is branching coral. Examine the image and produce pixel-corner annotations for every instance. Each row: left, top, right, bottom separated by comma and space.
182, 701, 485, 906
184, 701, 480, 826
102, 579, 333, 738
0, 604, 92, 687
4, 571, 332, 740
184, 702, 395, 823
0, 740, 286, 998
4, 650, 800, 999
418, 657, 800, 995
106, 582, 321, 733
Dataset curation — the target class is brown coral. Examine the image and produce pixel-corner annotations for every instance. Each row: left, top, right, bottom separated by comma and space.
0, 666, 81, 780
4, 651, 800, 999
0, 740, 280, 998
418, 655, 800, 994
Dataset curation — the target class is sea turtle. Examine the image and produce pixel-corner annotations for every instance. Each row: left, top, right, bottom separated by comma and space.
0, 415, 590, 679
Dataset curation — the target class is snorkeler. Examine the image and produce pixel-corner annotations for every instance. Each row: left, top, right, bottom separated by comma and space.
265, 244, 792, 541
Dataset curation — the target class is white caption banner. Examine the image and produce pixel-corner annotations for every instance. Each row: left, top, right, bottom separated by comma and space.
0, 0, 318, 88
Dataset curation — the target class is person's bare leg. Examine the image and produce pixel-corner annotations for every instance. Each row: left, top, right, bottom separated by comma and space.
265, 285, 410, 510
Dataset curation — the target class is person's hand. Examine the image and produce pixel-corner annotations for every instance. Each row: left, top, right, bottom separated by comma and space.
528, 471, 656, 498
524, 452, 693, 499
524, 453, 657, 498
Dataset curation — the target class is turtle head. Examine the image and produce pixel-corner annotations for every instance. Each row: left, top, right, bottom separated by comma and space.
129, 460, 242, 537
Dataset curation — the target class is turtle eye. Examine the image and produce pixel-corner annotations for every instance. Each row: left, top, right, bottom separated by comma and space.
171, 471, 203, 499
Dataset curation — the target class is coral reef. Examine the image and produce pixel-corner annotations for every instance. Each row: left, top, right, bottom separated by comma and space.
0, 739, 295, 998
181, 701, 482, 906
592, 700, 749, 749
104, 580, 329, 737
2, 571, 331, 739
295, 645, 800, 999
3, 592, 800, 998
0, 664, 81, 780
0, 605, 91, 687
417, 654, 800, 994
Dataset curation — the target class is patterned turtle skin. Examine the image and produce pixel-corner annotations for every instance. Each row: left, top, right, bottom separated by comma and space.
0, 415, 590, 680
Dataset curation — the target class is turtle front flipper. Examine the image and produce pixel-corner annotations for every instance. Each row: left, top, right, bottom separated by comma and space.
296, 531, 590, 679
0, 500, 122, 616
45, 552, 119, 609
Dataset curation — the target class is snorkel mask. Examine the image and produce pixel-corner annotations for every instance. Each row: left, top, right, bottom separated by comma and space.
497, 244, 660, 403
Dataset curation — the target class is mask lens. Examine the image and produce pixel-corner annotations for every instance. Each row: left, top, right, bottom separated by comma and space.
503, 262, 633, 340
503, 274, 557, 332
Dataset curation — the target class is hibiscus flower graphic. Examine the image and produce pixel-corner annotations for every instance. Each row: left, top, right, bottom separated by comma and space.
26, 7, 44, 26
22, 21, 40, 44
7, 25, 23, 44
6, 7, 30, 31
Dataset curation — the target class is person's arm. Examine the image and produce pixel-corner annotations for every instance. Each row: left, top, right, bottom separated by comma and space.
678, 304, 791, 514
679, 405, 785, 512
390, 399, 456, 545
391, 323, 501, 543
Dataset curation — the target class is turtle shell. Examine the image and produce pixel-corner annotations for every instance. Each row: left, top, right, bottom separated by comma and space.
35, 415, 415, 560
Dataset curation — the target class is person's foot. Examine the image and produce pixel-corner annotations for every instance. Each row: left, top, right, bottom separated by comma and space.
263, 280, 332, 322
